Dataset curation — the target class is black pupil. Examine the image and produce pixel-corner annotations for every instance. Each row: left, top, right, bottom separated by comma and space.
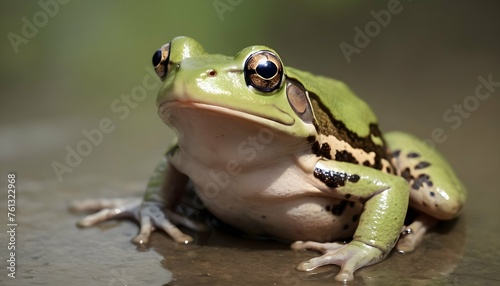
152, 50, 162, 67
256, 60, 277, 79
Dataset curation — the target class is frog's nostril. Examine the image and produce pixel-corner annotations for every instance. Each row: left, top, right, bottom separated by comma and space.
152, 50, 162, 67
208, 70, 217, 77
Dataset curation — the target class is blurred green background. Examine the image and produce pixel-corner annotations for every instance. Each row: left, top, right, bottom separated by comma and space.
0, 1, 499, 285
1, 0, 499, 181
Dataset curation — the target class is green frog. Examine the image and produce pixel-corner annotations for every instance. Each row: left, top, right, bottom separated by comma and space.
72, 36, 466, 282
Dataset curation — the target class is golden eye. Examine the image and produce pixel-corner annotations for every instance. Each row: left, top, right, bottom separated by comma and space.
244, 51, 283, 92
152, 42, 171, 80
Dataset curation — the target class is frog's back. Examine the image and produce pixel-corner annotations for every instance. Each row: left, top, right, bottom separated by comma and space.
286, 67, 395, 173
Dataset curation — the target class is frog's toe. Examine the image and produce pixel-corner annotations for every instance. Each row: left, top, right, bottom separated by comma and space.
291, 240, 345, 252
396, 227, 422, 253
73, 198, 141, 227
137, 202, 207, 244
77, 208, 127, 227
131, 215, 155, 245
293, 241, 384, 282
396, 213, 438, 253
69, 197, 141, 213
155, 220, 193, 244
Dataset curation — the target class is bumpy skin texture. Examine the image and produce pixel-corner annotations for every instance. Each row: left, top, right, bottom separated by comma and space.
71, 37, 466, 282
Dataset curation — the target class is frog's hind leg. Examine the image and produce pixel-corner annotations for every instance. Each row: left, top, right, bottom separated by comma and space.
384, 131, 466, 253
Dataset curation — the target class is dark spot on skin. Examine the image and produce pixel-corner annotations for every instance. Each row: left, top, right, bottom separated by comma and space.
415, 161, 431, 169
372, 154, 385, 170
320, 143, 332, 159
360, 155, 386, 171
435, 204, 439, 208
307, 135, 316, 143
311, 141, 320, 154
400, 167, 434, 190
335, 150, 359, 164
392, 150, 401, 158
423, 202, 427, 207
325, 205, 331, 212
349, 201, 355, 208
311, 141, 332, 159
343, 224, 349, 230
386, 166, 391, 173
352, 214, 359, 222
331, 200, 349, 216
411, 173, 433, 190
348, 174, 360, 183
345, 194, 352, 199
261, 215, 266, 219
430, 191, 435, 197
401, 167, 414, 183
407, 152, 420, 158
314, 168, 362, 189
308, 96, 395, 171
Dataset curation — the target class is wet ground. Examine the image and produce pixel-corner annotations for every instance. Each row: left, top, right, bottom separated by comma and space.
1, 1, 500, 285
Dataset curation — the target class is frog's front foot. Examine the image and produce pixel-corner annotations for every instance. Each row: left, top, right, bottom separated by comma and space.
292, 240, 384, 282
70, 198, 205, 245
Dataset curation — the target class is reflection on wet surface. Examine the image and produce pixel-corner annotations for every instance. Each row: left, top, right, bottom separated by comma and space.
0, 173, 477, 286
151, 198, 468, 285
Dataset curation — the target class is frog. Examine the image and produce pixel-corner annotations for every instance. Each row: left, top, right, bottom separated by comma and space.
71, 36, 466, 282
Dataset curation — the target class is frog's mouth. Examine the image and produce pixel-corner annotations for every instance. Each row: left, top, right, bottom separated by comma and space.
158, 100, 296, 128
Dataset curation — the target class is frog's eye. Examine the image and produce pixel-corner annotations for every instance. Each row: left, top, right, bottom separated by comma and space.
244, 51, 283, 92
152, 42, 171, 80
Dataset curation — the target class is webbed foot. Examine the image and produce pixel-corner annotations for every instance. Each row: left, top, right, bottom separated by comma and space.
292, 240, 384, 282
70, 198, 206, 245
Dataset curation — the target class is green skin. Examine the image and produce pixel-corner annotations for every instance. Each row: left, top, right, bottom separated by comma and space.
74, 37, 466, 282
